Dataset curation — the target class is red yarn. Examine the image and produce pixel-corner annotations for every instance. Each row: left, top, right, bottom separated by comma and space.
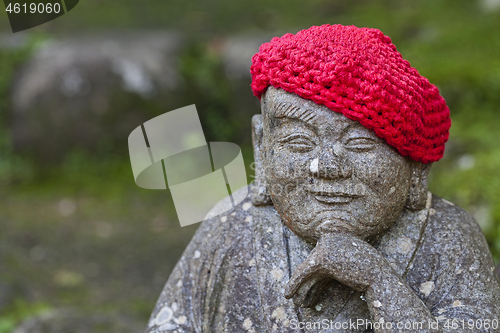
250, 24, 451, 163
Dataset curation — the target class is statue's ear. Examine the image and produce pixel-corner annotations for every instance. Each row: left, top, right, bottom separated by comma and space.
405, 161, 431, 211
251, 114, 273, 206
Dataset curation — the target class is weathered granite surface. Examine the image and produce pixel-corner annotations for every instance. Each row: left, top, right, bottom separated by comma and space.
146, 87, 500, 332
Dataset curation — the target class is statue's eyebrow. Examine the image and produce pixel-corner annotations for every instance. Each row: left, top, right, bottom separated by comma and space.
273, 101, 317, 126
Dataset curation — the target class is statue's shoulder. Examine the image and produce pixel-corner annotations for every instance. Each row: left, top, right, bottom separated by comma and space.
172, 185, 255, 272
197, 184, 254, 241
414, 192, 496, 279
407, 193, 500, 319
204, 185, 253, 223
427, 193, 484, 241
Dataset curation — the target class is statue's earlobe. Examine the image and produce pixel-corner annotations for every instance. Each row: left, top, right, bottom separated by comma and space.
252, 114, 273, 206
405, 161, 431, 211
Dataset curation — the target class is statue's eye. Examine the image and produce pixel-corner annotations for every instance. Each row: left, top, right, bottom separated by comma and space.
345, 137, 377, 152
280, 134, 316, 152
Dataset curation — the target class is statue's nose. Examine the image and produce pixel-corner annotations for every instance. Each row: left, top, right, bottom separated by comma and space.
310, 144, 352, 179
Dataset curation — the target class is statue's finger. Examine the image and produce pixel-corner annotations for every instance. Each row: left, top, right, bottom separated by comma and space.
291, 275, 321, 306
284, 256, 322, 299
293, 276, 331, 308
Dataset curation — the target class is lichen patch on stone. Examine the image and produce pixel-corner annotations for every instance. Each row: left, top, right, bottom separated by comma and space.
418, 212, 427, 222
469, 260, 480, 271
396, 237, 412, 255
270, 268, 284, 281
243, 318, 253, 331
310, 158, 319, 173
271, 307, 286, 322
419, 281, 435, 296
155, 307, 173, 325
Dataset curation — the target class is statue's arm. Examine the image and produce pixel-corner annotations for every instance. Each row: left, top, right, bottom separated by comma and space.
364, 266, 440, 332
285, 233, 440, 332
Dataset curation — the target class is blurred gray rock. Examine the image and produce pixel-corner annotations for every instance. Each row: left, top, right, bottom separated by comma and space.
10, 31, 183, 163
220, 34, 271, 79
0, 282, 14, 312
481, 0, 500, 11
13, 309, 145, 333
0, 32, 30, 50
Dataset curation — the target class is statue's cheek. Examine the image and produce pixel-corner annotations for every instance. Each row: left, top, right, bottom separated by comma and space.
268, 150, 309, 182
352, 152, 409, 195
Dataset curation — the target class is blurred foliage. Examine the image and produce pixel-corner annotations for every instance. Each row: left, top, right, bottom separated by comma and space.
178, 42, 237, 142
177, 41, 257, 180
0, 35, 37, 184
0, 300, 50, 333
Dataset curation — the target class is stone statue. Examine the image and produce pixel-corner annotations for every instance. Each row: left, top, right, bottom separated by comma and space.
146, 25, 500, 332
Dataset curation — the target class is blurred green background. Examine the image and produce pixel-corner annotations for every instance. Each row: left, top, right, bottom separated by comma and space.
0, 0, 499, 331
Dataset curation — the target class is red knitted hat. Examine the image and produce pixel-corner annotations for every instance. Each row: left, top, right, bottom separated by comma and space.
250, 24, 451, 163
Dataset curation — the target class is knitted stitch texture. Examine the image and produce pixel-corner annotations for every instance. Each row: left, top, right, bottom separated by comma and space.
250, 24, 451, 163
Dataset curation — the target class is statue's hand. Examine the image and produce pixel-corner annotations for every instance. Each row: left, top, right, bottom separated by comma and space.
284, 233, 390, 305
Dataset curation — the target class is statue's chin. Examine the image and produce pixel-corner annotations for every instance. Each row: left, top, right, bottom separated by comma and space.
288, 218, 353, 244
309, 210, 355, 239
280, 208, 362, 243
316, 220, 351, 236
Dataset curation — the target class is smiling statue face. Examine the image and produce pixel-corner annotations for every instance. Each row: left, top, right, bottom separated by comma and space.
261, 87, 413, 243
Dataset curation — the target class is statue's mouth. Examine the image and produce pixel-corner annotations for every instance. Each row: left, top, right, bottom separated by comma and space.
312, 195, 354, 204
308, 188, 361, 204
